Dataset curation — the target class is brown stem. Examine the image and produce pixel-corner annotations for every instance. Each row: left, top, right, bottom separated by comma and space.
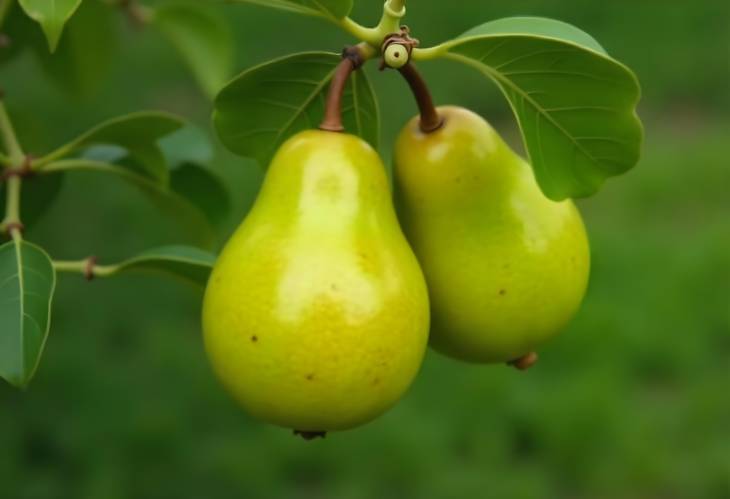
398, 63, 444, 133
319, 47, 364, 133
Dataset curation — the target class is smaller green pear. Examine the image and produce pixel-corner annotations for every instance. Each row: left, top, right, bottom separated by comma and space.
393, 106, 590, 364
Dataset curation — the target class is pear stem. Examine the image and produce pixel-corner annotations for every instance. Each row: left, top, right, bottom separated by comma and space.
319, 46, 366, 133
398, 63, 444, 133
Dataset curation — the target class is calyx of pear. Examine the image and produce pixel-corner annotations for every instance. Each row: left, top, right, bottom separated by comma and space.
393, 106, 590, 364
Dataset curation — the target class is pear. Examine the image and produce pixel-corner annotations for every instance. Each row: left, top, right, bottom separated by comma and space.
203, 130, 429, 433
393, 106, 590, 364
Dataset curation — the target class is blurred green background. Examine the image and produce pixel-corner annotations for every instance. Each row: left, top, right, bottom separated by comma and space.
1, 0, 729, 498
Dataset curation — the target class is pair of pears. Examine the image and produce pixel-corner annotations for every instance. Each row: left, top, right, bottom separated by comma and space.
202, 106, 590, 434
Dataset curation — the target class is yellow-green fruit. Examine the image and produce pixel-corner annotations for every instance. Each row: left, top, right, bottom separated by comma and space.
203, 130, 429, 432
393, 106, 590, 363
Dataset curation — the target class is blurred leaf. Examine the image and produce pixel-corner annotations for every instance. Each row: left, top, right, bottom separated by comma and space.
443, 17, 643, 200
69, 123, 229, 225
38, 160, 216, 244
214, 51, 379, 167
101, 245, 215, 285
0, 1, 41, 65
171, 163, 230, 227
231, 0, 352, 19
80, 144, 127, 163
32, 0, 117, 95
159, 124, 214, 168
37, 112, 185, 184
17, 0, 83, 51
153, 1, 234, 98
0, 173, 64, 229
0, 238, 56, 388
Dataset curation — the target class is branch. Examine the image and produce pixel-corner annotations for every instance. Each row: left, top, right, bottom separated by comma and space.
370, 0, 407, 44
53, 257, 116, 280
0, 175, 23, 237
387, 0, 405, 13
0, 98, 25, 238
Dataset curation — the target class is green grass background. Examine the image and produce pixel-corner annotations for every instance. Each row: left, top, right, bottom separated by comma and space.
1, 0, 729, 498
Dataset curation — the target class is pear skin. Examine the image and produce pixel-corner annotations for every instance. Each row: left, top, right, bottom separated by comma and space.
203, 130, 429, 432
394, 106, 589, 364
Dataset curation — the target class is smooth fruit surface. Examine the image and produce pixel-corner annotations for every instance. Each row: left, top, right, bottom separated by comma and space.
203, 130, 429, 432
394, 106, 590, 363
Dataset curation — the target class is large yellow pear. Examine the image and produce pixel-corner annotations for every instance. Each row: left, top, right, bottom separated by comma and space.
203, 130, 429, 433
393, 106, 590, 364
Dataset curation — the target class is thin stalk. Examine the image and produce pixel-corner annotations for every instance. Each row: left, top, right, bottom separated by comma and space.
53, 257, 117, 279
412, 44, 450, 61
319, 46, 366, 133
0, 100, 23, 165
387, 0, 405, 13
1, 175, 21, 226
0, 99, 25, 238
398, 63, 444, 133
373, 0, 406, 41
319, 60, 356, 132
1, 174, 24, 239
339, 17, 381, 46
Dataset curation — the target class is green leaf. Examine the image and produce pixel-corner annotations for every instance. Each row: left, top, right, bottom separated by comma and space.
70, 123, 229, 226
18, 0, 83, 51
153, 1, 234, 98
170, 163, 230, 227
159, 124, 214, 169
39, 160, 216, 244
0, 239, 56, 388
230, 0, 352, 19
443, 17, 643, 200
459, 17, 608, 55
214, 51, 379, 167
32, 0, 117, 95
37, 112, 185, 184
103, 245, 215, 286
0, 2, 40, 66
